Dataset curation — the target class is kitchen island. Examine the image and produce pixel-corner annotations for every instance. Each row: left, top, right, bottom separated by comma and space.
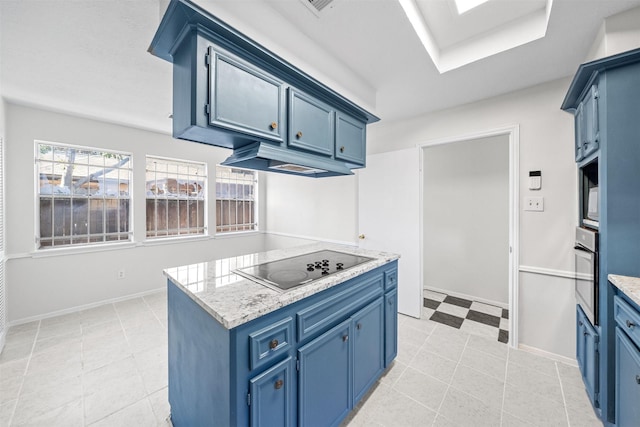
164, 243, 399, 427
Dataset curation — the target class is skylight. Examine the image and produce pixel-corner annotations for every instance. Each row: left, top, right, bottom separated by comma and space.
454, 0, 490, 14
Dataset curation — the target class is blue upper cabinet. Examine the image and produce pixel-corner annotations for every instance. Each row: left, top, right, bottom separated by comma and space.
574, 84, 600, 162
336, 112, 366, 167
288, 88, 335, 156
149, 0, 379, 177
209, 47, 285, 144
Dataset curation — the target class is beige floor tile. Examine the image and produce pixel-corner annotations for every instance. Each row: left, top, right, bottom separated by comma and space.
32, 332, 82, 355
0, 343, 33, 364
0, 357, 28, 381
364, 385, 437, 427
37, 320, 82, 341
409, 348, 458, 383
450, 364, 504, 411
466, 334, 508, 360
565, 401, 601, 427
0, 399, 16, 427
114, 297, 151, 317
13, 397, 83, 427
134, 345, 168, 394
501, 411, 535, 426
148, 387, 170, 425
398, 322, 430, 347
83, 356, 147, 424
88, 398, 157, 427
508, 347, 558, 377
438, 388, 502, 427
401, 315, 438, 336
3, 329, 37, 348
500, 317, 509, 330
503, 383, 569, 426
432, 414, 462, 427
393, 366, 448, 411
378, 360, 407, 387
459, 346, 507, 381
124, 323, 167, 355
12, 376, 82, 425
0, 375, 23, 406
395, 339, 421, 365
506, 362, 563, 402
459, 319, 500, 339
424, 329, 468, 362
6, 322, 39, 336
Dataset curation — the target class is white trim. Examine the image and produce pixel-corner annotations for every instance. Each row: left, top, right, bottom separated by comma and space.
424, 285, 508, 309
519, 265, 579, 280
418, 124, 520, 349
263, 230, 357, 247
518, 343, 578, 367
7, 287, 166, 327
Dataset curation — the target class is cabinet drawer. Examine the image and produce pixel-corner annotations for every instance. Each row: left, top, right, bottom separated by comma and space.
384, 269, 397, 291
297, 274, 383, 342
614, 296, 640, 349
249, 317, 294, 371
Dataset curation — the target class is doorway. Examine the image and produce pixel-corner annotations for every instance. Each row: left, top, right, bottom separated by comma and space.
419, 127, 519, 347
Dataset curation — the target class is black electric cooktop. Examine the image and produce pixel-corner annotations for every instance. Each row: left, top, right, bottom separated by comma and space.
234, 250, 374, 291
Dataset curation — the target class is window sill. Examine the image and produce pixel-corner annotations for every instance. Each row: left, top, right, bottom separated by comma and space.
141, 235, 211, 246
214, 230, 262, 239
30, 241, 138, 258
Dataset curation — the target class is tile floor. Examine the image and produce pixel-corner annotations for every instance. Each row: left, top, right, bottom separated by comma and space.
0, 290, 602, 426
423, 290, 510, 344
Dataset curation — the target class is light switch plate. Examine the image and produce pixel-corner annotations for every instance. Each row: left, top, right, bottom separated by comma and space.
524, 196, 544, 212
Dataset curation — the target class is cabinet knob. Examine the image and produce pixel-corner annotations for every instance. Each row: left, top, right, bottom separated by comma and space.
270, 122, 277, 130
356, 323, 362, 330
388, 299, 393, 305
339, 146, 345, 153
636, 375, 640, 385
584, 330, 589, 337
627, 320, 636, 329
296, 131, 303, 138
358, 234, 365, 240
269, 339, 279, 350
274, 379, 283, 390
342, 335, 349, 342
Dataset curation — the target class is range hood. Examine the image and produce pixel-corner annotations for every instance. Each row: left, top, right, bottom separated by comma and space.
221, 142, 353, 178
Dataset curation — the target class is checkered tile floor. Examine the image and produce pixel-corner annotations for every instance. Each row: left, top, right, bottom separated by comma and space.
423, 290, 509, 344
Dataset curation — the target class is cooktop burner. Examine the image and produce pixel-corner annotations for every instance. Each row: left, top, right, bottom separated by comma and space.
234, 250, 374, 291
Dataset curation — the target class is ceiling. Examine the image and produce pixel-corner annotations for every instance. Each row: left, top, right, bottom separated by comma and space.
1, 0, 640, 133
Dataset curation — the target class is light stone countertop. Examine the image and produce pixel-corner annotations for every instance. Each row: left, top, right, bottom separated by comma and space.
163, 242, 400, 329
609, 274, 640, 307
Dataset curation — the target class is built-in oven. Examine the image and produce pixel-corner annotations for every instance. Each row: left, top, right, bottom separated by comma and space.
574, 226, 599, 325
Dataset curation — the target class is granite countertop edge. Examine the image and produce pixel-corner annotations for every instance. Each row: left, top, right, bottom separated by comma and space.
609, 274, 640, 307
164, 243, 400, 329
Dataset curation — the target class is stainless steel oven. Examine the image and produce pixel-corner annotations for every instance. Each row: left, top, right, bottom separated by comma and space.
574, 226, 599, 325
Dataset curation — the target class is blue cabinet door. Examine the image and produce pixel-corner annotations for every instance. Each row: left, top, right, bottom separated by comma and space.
352, 299, 384, 404
298, 319, 351, 427
575, 84, 600, 162
577, 305, 600, 407
616, 327, 640, 427
209, 47, 285, 142
288, 88, 335, 156
249, 356, 294, 427
384, 289, 398, 367
335, 112, 366, 166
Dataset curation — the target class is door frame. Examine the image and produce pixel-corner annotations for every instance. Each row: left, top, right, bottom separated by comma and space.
417, 125, 520, 348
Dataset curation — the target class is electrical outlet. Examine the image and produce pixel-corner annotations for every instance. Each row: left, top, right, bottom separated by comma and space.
524, 196, 544, 212
117, 269, 126, 280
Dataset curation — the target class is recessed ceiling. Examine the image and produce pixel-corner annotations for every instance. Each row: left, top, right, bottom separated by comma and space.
400, 0, 552, 73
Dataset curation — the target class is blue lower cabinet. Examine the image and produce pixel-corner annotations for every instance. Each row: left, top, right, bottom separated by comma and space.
384, 289, 398, 367
576, 305, 599, 407
250, 357, 294, 427
298, 319, 352, 427
352, 299, 384, 404
615, 327, 640, 427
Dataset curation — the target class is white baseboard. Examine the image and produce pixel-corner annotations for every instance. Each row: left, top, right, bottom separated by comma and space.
7, 287, 166, 328
518, 343, 578, 367
423, 285, 508, 309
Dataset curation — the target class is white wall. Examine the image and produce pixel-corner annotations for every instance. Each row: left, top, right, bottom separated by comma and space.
586, 6, 640, 61
367, 78, 578, 358
264, 172, 359, 245
423, 135, 509, 305
4, 103, 268, 323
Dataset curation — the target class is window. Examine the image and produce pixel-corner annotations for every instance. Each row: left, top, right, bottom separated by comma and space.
215, 166, 257, 233
146, 156, 206, 238
36, 142, 132, 248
